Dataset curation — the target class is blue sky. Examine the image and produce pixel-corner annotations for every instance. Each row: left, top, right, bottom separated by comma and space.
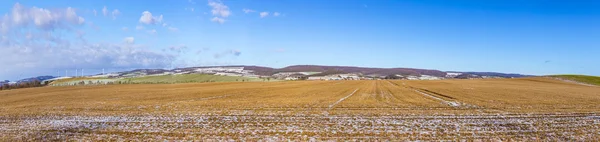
1, 0, 599, 80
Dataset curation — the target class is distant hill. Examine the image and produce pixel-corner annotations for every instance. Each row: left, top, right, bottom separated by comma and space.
114, 65, 534, 79
6, 65, 537, 87
49, 74, 267, 86
17, 76, 57, 83
0, 80, 9, 86
127, 74, 264, 84
126, 65, 534, 79
548, 75, 600, 86
277, 65, 446, 77
451, 72, 533, 78
175, 65, 276, 76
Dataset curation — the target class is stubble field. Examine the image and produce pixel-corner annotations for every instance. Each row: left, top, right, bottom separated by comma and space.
1, 77, 599, 141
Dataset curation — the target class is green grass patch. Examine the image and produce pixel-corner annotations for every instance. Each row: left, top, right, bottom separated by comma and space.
548, 75, 600, 86
50, 77, 112, 84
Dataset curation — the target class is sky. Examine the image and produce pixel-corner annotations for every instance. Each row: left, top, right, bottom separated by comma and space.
1, 0, 599, 80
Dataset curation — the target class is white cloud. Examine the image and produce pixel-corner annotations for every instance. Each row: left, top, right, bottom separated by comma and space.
214, 49, 241, 58
0, 3, 174, 80
5, 3, 85, 31
135, 25, 144, 30
242, 8, 255, 14
188, 0, 196, 4
121, 27, 128, 31
111, 9, 120, 20
139, 11, 163, 24
208, 1, 230, 17
273, 12, 281, 17
162, 23, 167, 27
102, 6, 108, 16
168, 45, 187, 53
260, 12, 269, 18
123, 37, 134, 44
210, 17, 225, 24
168, 27, 179, 32
93, 9, 97, 16
78, 16, 85, 24
208, 1, 230, 23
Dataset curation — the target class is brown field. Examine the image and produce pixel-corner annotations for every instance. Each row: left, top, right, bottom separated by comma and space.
1, 77, 599, 141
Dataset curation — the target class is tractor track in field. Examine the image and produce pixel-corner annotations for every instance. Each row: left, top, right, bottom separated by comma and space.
386, 80, 481, 109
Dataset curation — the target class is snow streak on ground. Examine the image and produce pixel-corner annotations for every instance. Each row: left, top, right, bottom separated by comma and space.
328, 89, 359, 109
551, 77, 596, 87
412, 89, 462, 107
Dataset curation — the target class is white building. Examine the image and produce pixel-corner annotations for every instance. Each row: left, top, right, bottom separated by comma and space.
215, 72, 242, 76
339, 74, 360, 80
307, 76, 342, 81
445, 72, 462, 78
195, 67, 245, 73
307, 76, 326, 80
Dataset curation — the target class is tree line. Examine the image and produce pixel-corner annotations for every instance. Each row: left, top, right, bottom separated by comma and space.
0, 80, 43, 91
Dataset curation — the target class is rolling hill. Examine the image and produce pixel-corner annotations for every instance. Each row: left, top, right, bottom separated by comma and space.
127, 74, 264, 84
549, 75, 600, 86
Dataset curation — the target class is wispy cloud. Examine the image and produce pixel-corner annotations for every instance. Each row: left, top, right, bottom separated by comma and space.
260, 12, 269, 18
196, 47, 210, 55
102, 6, 108, 16
111, 9, 120, 20
168, 27, 179, 32
136, 25, 144, 30
214, 49, 241, 58
147, 29, 157, 34
168, 45, 188, 53
211, 17, 225, 24
208, 0, 230, 23
242, 8, 255, 14
123, 37, 134, 44
185, 7, 195, 12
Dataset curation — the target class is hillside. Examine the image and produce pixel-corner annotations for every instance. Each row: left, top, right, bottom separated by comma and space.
127, 74, 264, 84
85, 65, 533, 79
176, 65, 276, 76
48, 74, 267, 86
549, 75, 600, 86
277, 65, 446, 77
7, 65, 534, 88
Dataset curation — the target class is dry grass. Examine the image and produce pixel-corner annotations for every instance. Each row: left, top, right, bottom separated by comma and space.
1, 78, 599, 140
398, 77, 600, 113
